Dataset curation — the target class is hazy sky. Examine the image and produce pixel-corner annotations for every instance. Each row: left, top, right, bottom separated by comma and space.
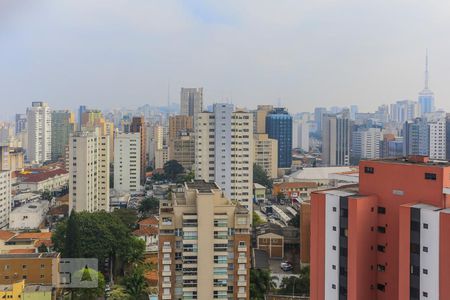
1, 0, 450, 119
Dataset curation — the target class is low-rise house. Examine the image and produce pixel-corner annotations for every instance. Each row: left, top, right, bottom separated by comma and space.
272, 182, 318, 199
17, 169, 68, 192
9, 201, 49, 230
134, 216, 159, 253
0, 231, 52, 254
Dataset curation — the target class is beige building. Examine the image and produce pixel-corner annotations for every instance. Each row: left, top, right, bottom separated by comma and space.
155, 145, 169, 170
169, 115, 193, 141
69, 132, 110, 212
158, 180, 251, 300
0, 171, 11, 229
195, 104, 254, 211
254, 133, 278, 179
169, 131, 195, 171
114, 132, 141, 192
0, 146, 25, 172
253, 105, 274, 134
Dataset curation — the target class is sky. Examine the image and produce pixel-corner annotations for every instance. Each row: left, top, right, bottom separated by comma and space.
1, 0, 450, 119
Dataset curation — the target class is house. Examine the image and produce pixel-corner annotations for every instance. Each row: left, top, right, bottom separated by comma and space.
134, 216, 159, 253
272, 182, 318, 199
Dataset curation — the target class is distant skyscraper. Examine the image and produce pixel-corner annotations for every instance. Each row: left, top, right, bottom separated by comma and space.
293, 119, 310, 152
14, 114, 27, 135
129, 116, 147, 183
253, 105, 274, 134
350, 105, 358, 120
314, 107, 327, 134
428, 118, 446, 160
447, 114, 450, 160
390, 100, 419, 124
254, 133, 278, 179
418, 52, 435, 116
78, 105, 87, 130
351, 127, 382, 163
26, 102, 52, 164
266, 108, 293, 168
322, 113, 352, 166
195, 104, 254, 210
380, 134, 404, 158
180, 87, 203, 117
403, 118, 429, 157
51, 110, 75, 161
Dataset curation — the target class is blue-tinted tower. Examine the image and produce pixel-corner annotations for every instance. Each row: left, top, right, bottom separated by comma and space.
266, 108, 293, 168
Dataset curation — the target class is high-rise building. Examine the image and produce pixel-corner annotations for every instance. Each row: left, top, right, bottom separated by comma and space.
170, 131, 195, 171
81, 109, 105, 133
418, 52, 435, 116
266, 108, 293, 169
195, 104, 254, 210
69, 132, 110, 212
379, 134, 404, 158
293, 119, 310, 152
51, 110, 75, 161
148, 124, 164, 168
168, 115, 193, 141
446, 114, 450, 161
322, 113, 352, 166
390, 100, 419, 124
351, 127, 382, 163
310, 156, 450, 300
350, 105, 358, 120
78, 105, 87, 130
428, 118, 446, 160
180, 88, 203, 117
26, 102, 52, 164
314, 107, 327, 133
155, 145, 169, 170
0, 171, 11, 228
158, 180, 251, 300
114, 132, 141, 192
254, 133, 278, 179
403, 118, 429, 157
253, 105, 274, 134
129, 117, 147, 183
15, 114, 27, 135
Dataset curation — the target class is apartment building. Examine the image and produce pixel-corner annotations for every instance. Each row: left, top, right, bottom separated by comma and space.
51, 110, 75, 161
158, 180, 251, 300
129, 116, 147, 183
0, 171, 11, 229
26, 102, 52, 164
428, 118, 446, 160
195, 103, 254, 210
321, 113, 352, 167
310, 156, 450, 300
170, 131, 195, 171
253, 133, 278, 179
114, 132, 141, 192
180, 88, 203, 118
69, 132, 110, 212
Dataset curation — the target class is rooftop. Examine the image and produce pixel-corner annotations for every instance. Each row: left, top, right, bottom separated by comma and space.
367, 156, 450, 167
288, 166, 356, 181
138, 216, 159, 226
10, 201, 49, 214
0, 230, 15, 241
185, 180, 220, 193
19, 168, 68, 183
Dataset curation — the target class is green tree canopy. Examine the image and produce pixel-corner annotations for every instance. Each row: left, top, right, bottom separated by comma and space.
64, 211, 81, 258
250, 268, 276, 299
70, 268, 105, 300
123, 266, 148, 300
278, 266, 310, 296
138, 197, 159, 216
253, 163, 273, 189
163, 160, 184, 181
111, 208, 138, 230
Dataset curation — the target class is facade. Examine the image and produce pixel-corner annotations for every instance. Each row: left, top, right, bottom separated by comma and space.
314, 107, 327, 134
195, 103, 254, 210
255, 223, 284, 259
322, 114, 352, 166
351, 127, 382, 163
69, 132, 110, 212
272, 182, 318, 199
428, 118, 446, 160
0, 146, 25, 172
447, 114, 450, 160
0, 280, 24, 299
155, 145, 169, 170
0, 171, 11, 228
9, 200, 49, 230
169, 115, 193, 141
170, 131, 195, 171
51, 110, 75, 161
129, 117, 147, 183
253, 105, 274, 134
158, 180, 251, 300
77, 105, 87, 130
403, 118, 429, 157
379, 134, 404, 158
15, 114, 27, 135
253, 133, 278, 179
293, 119, 310, 152
18, 168, 68, 192
26, 102, 52, 164
180, 87, 203, 117
390, 100, 419, 124
114, 132, 141, 192
148, 124, 164, 168
310, 156, 450, 300
266, 108, 293, 169
300, 200, 311, 266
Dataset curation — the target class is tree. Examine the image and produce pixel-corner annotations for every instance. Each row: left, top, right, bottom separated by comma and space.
64, 211, 81, 258
278, 266, 310, 296
109, 286, 131, 300
37, 243, 48, 253
138, 197, 159, 216
124, 237, 146, 267
112, 208, 138, 230
41, 190, 53, 201
253, 163, 273, 189
250, 269, 276, 299
123, 266, 148, 300
163, 160, 184, 181
70, 268, 105, 300
252, 212, 265, 227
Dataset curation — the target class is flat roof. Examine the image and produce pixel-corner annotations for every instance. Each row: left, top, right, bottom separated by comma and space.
185, 180, 220, 193
366, 157, 450, 167
10, 201, 48, 214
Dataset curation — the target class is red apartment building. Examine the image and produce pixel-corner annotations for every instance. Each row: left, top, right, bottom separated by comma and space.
310, 156, 450, 300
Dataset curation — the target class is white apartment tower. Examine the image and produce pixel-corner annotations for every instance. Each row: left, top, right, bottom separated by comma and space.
69, 132, 110, 212
428, 118, 446, 160
195, 104, 254, 210
0, 171, 11, 228
114, 132, 141, 192
26, 102, 51, 163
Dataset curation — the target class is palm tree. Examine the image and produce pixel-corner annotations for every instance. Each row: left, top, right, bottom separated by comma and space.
123, 266, 147, 300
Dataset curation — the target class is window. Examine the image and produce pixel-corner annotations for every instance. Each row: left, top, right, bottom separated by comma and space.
423, 223, 429, 229
332, 284, 336, 289
377, 226, 386, 233
423, 292, 428, 297
377, 284, 385, 292
377, 245, 385, 252
332, 245, 336, 251
377, 264, 386, 272
332, 265, 336, 270
332, 207, 337, 212
377, 207, 386, 214
423, 268, 428, 275
332, 226, 337, 231
364, 166, 374, 174
423, 246, 428, 253
425, 173, 436, 180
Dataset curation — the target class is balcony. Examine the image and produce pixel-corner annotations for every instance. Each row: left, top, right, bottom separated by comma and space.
162, 259, 172, 265
162, 282, 172, 288
237, 281, 247, 287
162, 271, 172, 276
237, 257, 246, 263
162, 294, 172, 300
237, 269, 247, 275
162, 247, 172, 253
237, 292, 247, 298
238, 246, 247, 252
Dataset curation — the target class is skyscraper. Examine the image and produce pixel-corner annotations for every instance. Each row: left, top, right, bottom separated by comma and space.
322, 113, 352, 166
78, 105, 87, 130
253, 105, 274, 134
390, 100, 419, 124
195, 104, 254, 210
418, 52, 435, 116
428, 118, 446, 160
351, 127, 382, 163
129, 116, 147, 183
69, 131, 110, 212
114, 132, 141, 192
446, 114, 450, 161
26, 102, 52, 164
14, 114, 27, 135
0, 170, 11, 228
51, 110, 75, 161
158, 180, 251, 300
180, 87, 203, 117
403, 118, 429, 157
314, 107, 327, 134
253, 133, 278, 179
266, 108, 293, 169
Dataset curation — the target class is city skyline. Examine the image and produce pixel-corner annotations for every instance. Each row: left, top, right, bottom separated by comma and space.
2, 1, 450, 118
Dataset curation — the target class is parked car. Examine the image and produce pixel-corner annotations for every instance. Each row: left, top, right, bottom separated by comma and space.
280, 261, 293, 272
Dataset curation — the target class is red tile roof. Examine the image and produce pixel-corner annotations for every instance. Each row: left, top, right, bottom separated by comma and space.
8, 248, 36, 254
138, 216, 159, 226
0, 230, 15, 241
15, 232, 52, 240
20, 169, 68, 183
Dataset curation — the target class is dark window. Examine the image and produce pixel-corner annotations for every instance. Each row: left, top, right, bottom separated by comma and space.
423, 223, 429, 229
377, 226, 386, 233
332, 245, 336, 251
377, 245, 385, 252
377, 284, 385, 292
332, 284, 336, 289
423, 292, 428, 297
410, 243, 420, 254
332, 265, 336, 270
425, 173, 437, 180
423, 268, 428, 275
377, 207, 386, 214
364, 166, 375, 174
423, 246, 428, 253
332, 207, 337, 212
377, 264, 386, 272
332, 226, 337, 231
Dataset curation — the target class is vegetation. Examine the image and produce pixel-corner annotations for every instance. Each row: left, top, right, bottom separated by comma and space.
108, 286, 130, 300
250, 269, 276, 299
138, 196, 159, 216
163, 160, 184, 181
41, 190, 53, 201
123, 266, 148, 300
277, 266, 310, 296
69, 268, 106, 300
112, 208, 138, 230
252, 212, 265, 227
253, 163, 273, 189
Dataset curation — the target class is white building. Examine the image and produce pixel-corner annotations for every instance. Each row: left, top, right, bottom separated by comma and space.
389, 100, 419, 124
69, 131, 110, 212
195, 103, 254, 210
293, 119, 310, 152
9, 200, 49, 230
26, 102, 52, 164
114, 132, 141, 192
428, 118, 446, 160
18, 169, 68, 192
0, 171, 11, 228
351, 127, 382, 162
